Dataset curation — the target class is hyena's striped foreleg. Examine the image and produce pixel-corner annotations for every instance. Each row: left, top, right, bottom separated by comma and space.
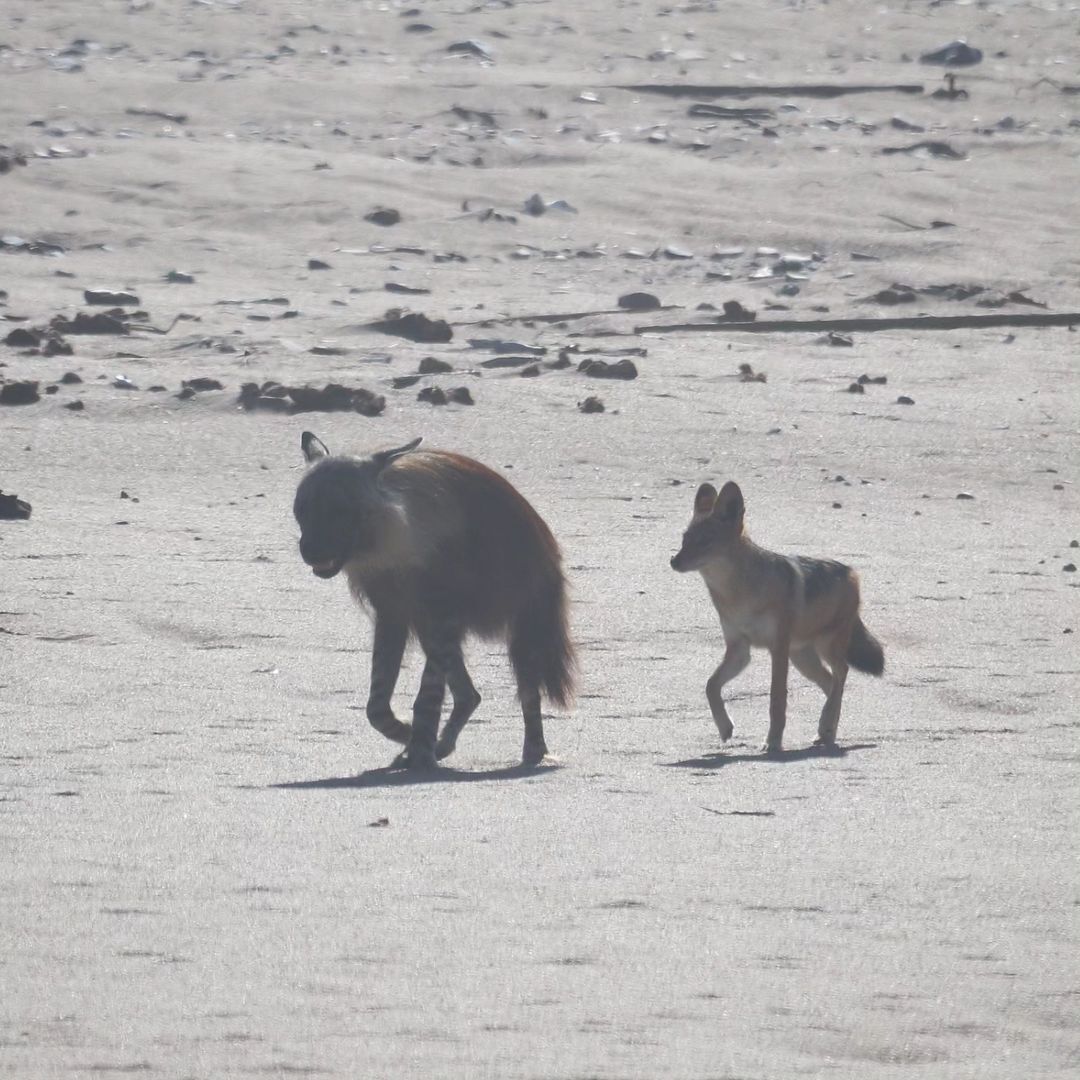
396, 656, 446, 769
434, 643, 481, 761
365, 615, 412, 745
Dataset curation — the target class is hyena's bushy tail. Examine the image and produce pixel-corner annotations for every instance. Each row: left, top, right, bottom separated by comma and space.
509, 575, 577, 709
848, 617, 885, 676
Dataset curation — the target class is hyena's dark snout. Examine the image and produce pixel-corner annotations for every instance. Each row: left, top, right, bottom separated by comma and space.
670, 551, 687, 572
298, 533, 344, 578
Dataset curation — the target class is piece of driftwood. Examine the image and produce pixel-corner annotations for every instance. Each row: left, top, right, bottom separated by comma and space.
635, 312, 1080, 335
617, 83, 924, 99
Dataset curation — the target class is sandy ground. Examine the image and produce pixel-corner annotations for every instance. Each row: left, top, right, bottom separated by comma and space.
2, 1, 1079, 1077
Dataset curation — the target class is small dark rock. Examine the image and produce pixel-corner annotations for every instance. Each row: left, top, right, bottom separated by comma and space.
447, 387, 474, 405
520, 364, 541, 378
418, 356, 452, 374
84, 289, 140, 306
579, 358, 638, 381
418, 386, 448, 405
846, 382, 865, 394
42, 335, 73, 356
1063, 563, 1076, 573
183, 377, 225, 392
392, 375, 421, 389
867, 285, 916, 305
307, 259, 332, 271
896, 395, 915, 405
64, 399, 85, 411
365, 208, 402, 227
618, 291, 661, 312
4, 327, 41, 348
368, 311, 453, 344
165, 270, 196, 284
719, 300, 756, 322
579, 396, 605, 413
0, 380, 40, 405
858, 373, 888, 385
920, 41, 982, 66
0, 490, 32, 519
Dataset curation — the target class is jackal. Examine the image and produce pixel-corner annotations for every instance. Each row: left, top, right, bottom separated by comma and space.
670, 480, 884, 752
293, 432, 576, 769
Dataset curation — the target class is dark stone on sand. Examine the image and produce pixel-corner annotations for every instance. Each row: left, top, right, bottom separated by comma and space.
392, 375, 421, 389
447, 387, 474, 405
165, 270, 196, 284
447, 40, 493, 61
579, 358, 638, 380
858, 374, 887, 385
84, 289, 140, 306
867, 286, 917, 305
287, 384, 386, 416
0, 491, 32, 519
365, 208, 402, 227
897, 395, 915, 405
183, 377, 225, 392
920, 41, 982, 66
60, 371, 82, 384
579, 396, 605, 413
385, 282, 429, 295
42, 335, 73, 356
4, 327, 40, 348
64, 399, 85, 411
0, 381, 40, 405
369, 312, 453, 344
176, 387, 196, 400
846, 382, 865, 394
618, 292, 662, 312
520, 364, 541, 378
418, 356, 453, 374
719, 300, 756, 322
418, 386, 448, 405
52, 311, 130, 335
307, 259, 332, 271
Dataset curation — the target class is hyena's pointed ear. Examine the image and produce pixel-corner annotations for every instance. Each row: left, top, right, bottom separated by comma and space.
693, 482, 719, 518
301, 431, 331, 464
373, 436, 423, 471
714, 481, 745, 521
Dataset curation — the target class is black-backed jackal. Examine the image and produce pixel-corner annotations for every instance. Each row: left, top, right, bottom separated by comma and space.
670, 480, 884, 752
293, 432, 576, 769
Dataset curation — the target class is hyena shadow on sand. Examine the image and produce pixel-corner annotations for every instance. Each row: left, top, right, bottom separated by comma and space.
663, 742, 879, 771
272, 760, 562, 791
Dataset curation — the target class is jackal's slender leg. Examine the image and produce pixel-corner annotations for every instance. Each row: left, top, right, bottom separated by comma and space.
518, 684, 548, 766
434, 644, 482, 761
705, 638, 751, 743
791, 646, 833, 696
365, 615, 411, 745
814, 653, 849, 747
763, 631, 792, 753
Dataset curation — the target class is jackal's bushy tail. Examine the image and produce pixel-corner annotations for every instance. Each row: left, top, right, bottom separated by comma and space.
848, 617, 885, 675
509, 576, 577, 708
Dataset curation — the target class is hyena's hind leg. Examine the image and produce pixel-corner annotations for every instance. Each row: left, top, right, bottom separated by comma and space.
433, 640, 482, 762
366, 615, 412, 745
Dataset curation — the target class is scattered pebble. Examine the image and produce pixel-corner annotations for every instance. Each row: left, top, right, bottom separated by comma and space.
368, 311, 453, 343
165, 270, 195, 284
846, 382, 865, 394
896, 395, 915, 405
956, 492, 976, 500
418, 386, 448, 405
307, 258, 331, 271
579, 358, 638, 380
579, 396, 605, 413
0, 490, 32, 519
447, 387, 474, 405
738, 363, 766, 383
84, 289, 139, 306
365, 208, 401, 227
920, 41, 983, 66
0, 381, 40, 405
618, 292, 661, 312
418, 356, 452, 374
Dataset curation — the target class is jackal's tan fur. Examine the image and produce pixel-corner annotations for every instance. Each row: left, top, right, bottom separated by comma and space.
671, 480, 884, 752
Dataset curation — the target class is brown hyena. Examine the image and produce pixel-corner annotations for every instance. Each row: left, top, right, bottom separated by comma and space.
293, 432, 576, 769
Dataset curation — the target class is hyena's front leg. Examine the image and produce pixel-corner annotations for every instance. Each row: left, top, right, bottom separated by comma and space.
365, 615, 411, 745
705, 638, 751, 743
396, 656, 446, 770
434, 643, 482, 761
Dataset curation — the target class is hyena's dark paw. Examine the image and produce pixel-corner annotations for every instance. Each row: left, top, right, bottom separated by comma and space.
521, 739, 551, 767
389, 745, 438, 771
434, 734, 458, 760
813, 734, 838, 749
761, 739, 783, 755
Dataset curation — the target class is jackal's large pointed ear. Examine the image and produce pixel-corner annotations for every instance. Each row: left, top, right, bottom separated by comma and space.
693, 482, 718, 518
301, 431, 330, 464
714, 480, 745, 522
373, 436, 423, 471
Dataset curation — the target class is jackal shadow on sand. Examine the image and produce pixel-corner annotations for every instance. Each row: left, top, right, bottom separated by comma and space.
664, 742, 878, 769
271, 761, 563, 790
